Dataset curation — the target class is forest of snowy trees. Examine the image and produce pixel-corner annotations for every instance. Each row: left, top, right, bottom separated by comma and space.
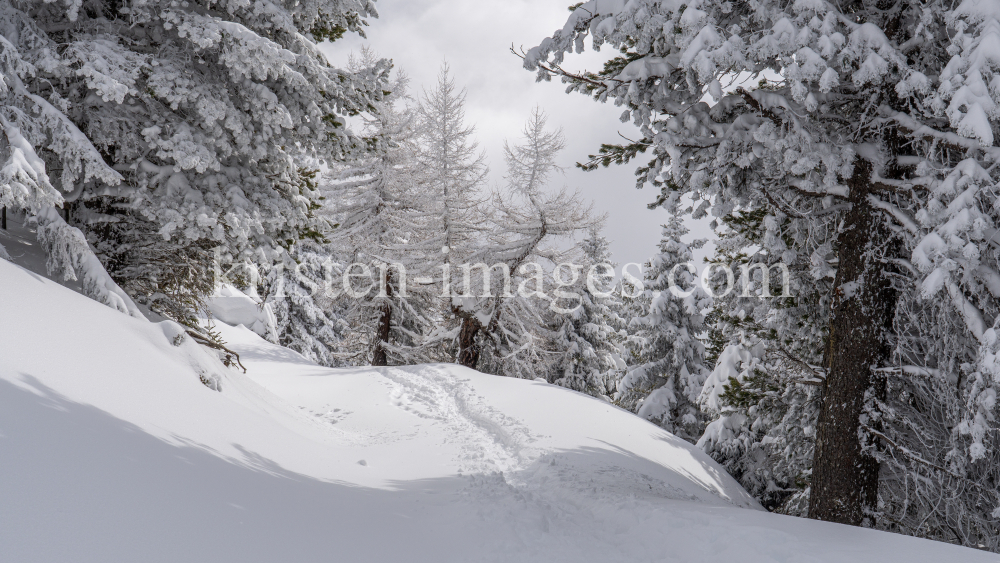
5, 0, 1000, 554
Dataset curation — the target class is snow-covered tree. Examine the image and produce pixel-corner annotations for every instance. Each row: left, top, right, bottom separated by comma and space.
415, 63, 489, 365
260, 167, 348, 367
325, 64, 439, 366
693, 208, 827, 516
550, 226, 627, 399
0, 3, 142, 318
619, 216, 709, 442
265, 241, 347, 367
418, 63, 488, 261
526, 0, 1000, 545
464, 108, 597, 378
1, 0, 388, 329
696, 339, 822, 516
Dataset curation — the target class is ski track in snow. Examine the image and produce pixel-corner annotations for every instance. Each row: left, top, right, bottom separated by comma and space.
280, 358, 717, 553
259, 353, 721, 507
380, 365, 536, 474
339, 363, 710, 514
216, 321, 761, 519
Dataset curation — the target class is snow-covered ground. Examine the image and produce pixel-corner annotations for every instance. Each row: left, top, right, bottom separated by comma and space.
1, 253, 996, 562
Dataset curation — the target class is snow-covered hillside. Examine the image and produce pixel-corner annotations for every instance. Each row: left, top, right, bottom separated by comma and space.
0, 256, 994, 562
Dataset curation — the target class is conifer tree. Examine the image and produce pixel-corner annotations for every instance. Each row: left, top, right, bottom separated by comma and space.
0, 0, 389, 328
686, 206, 827, 515
458, 108, 596, 377
265, 239, 348, 366
550, 226, 627, 399
326, 64, 438, 366
415, 63, 489, 366
261, 168, 348, 367
620, 216, 709, 442
527, 0, 1000, 543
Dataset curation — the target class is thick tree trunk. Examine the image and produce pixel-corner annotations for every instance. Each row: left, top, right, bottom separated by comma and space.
372, 274, 392, 367
457, 316, 481, 369
809, 160, 897, 525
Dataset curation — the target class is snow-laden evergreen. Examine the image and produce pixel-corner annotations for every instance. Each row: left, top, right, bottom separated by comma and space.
264, 239, 347, 367
619, 216, 708, 443
35, 206, 145, 317
693, 206, 829, 515
0, 0, 388, 328
0, 2, 141, 317
526, 0, 1000, 546
550, 227, 627, 399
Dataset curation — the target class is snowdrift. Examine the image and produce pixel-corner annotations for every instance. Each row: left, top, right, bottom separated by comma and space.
0, 257, 995, 562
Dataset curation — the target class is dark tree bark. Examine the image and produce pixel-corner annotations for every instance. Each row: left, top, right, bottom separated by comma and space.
371, 273, 392, 367
457, 316, 481, 369
809, 159, 897, 524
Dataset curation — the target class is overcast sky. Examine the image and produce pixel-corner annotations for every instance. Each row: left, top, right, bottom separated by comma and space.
319, 0, 685, 269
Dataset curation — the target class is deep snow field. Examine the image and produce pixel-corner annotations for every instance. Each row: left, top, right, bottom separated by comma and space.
1, 223, 997, 561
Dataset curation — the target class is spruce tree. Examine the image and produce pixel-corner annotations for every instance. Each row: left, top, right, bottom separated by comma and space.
620, 216, 709, 443
0, 0, 389, 327
262, 169, 348, 367
695, 208, 827, 516
550, 226, 627, 399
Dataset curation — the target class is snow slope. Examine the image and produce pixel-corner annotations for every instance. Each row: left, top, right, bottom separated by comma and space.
0, 256, 995, 562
